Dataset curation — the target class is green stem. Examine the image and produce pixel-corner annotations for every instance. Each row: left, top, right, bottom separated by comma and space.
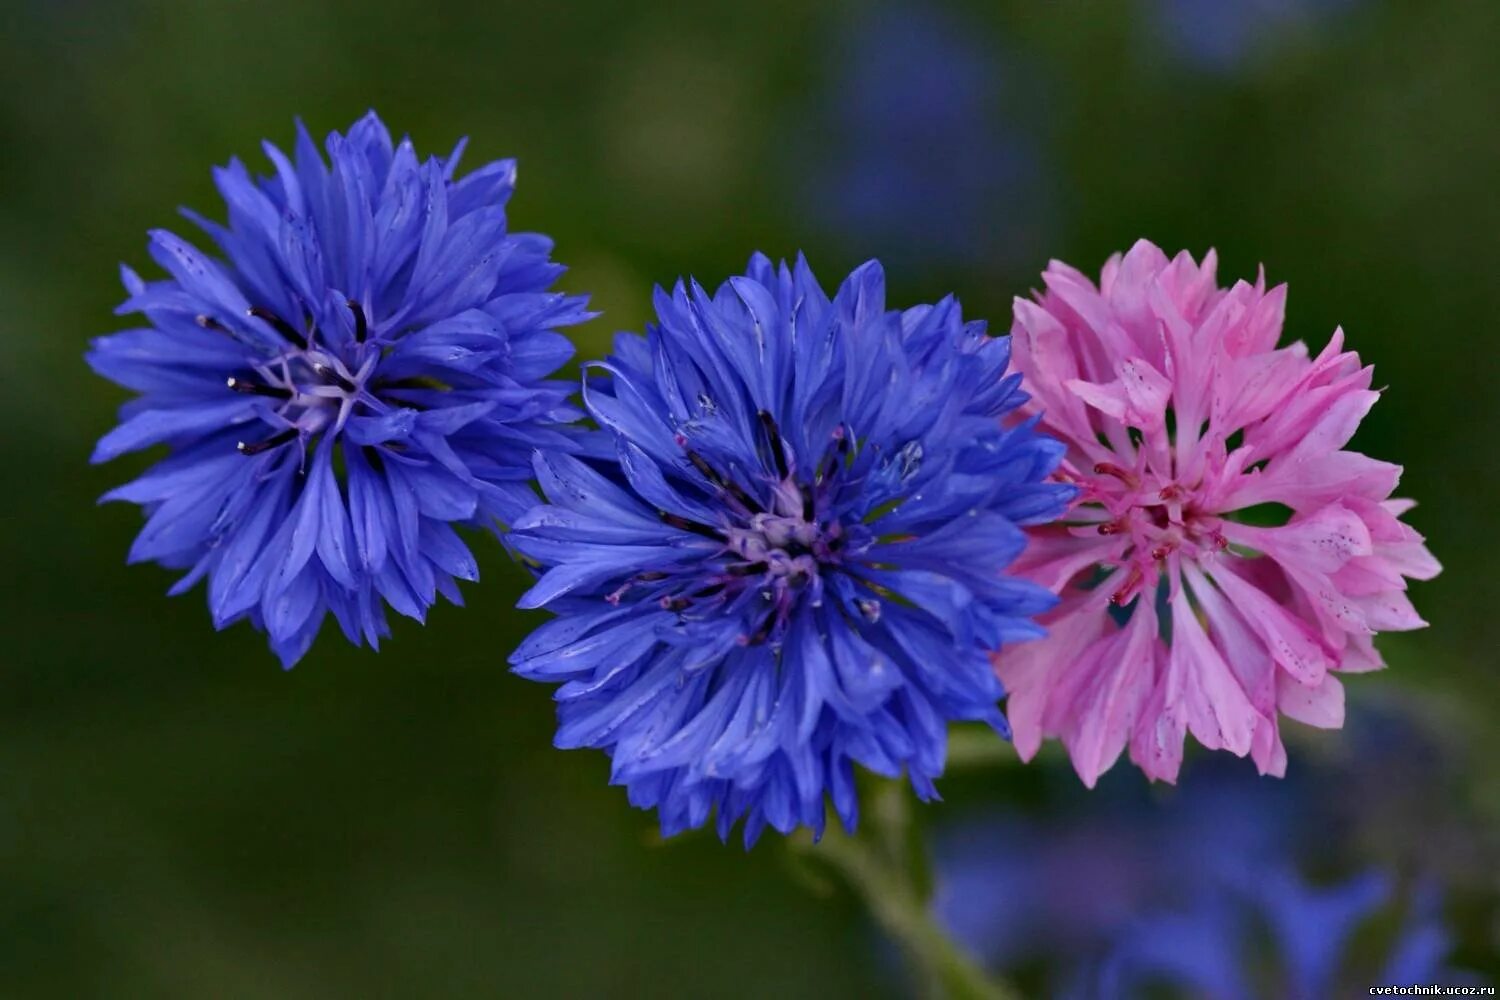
791, 779, 1024, 1000
812, 831, 1020, 1000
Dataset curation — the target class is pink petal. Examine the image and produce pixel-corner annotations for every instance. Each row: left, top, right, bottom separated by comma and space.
1168, 588, 1258, 755
993, 644, 1048, 762
1382, 497, 1418, 517
1206, 563, 1331, 685
1338, 632, 1386, 673
1065, 376, 1128, 422
1129, 589, 1258, 782
1211, 344, 1306, 433
1118, 358, 1172, 428
1225, 450, 1401, 512
1052, 601, 1161, 788
1377, 541, 1442, 582
1277, 672, 1345, 729
1186, 565, 1277, 711
1236, 280, 1287, 358
993, 601, 1108, 761
1250, 714, 1288, 777
1011, 527, 1121, 594
1227, 503, 1372, 574
1011, 297, 1097, 447
1331, 557, 1408, 597
1042, 266, 1114, 348
1351, 590, 1428, 631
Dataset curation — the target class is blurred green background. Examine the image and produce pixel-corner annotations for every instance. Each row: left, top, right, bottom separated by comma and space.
2, 0, 1496, 995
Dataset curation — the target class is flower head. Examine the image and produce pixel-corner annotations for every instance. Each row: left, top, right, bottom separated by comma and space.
89, 112, 591, 666
1084, 869, 1463, 1000
995, 240, 1439, 786
508, 254, 1071, 842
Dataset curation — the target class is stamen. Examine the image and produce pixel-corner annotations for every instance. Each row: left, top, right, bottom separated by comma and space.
685, 449, 761, 512
817, 426, 851, 486
312, 362, 358, 393
195, 314, 229, 333
686, 450, 725, 487
1093, 462, 1137, 484
758, 410, 790, 480
605, 570, 671, 605
347, 300, 368, 342
1109, 566, 1144, 606
738, 612, 775, 647
660, 511, 722, 539
1098, 520, 1128, 536
226, 376, 292, 399
247, 306, 308, 349
236, 427, 298, 455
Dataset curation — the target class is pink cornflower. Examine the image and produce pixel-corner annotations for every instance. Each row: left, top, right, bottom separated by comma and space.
994, 240, 1439, 786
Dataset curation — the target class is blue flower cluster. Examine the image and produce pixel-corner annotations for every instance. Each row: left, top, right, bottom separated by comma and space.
90, 113, 591, 666
90, 113, 1072, 840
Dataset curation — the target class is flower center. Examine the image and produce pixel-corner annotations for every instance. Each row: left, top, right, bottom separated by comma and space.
725, 506, 843, 578
614, 414, 872, 648
219, 301, 380, 454
1079, 462, 1227, 606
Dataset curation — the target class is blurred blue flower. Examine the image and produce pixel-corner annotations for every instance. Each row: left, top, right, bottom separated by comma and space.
89, 112, 592, 666
508, 254, 1072, 843
1084, 870, 1461, 999
800, 4, 1048, 271
934, 764, 1299, 971
1152, 0, 1361, 73
932, 712, 1479, 995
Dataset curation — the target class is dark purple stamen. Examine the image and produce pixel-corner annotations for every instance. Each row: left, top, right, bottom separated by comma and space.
236, 427, 298, 455
686, 450, 725, 486
759, 410, 790, 480
742, 611, 776, 647
226, 376, 291, 399
660, 511, 722, 539
247, 306, 308, 349
347, 300, 368, 342
686, 449, 762, 513
312, 362, 357, 393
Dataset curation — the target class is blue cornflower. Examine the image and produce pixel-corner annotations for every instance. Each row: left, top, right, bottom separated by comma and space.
508, 254, 1072, 843
928, 706, 1478, 995
799, 2, 1048, 272
89, 112, 591, 666
1085, 870, 1463, 999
